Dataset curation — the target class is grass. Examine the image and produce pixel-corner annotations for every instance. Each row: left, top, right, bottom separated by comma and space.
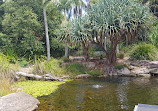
32, 58, 65, 76
0, 78, 14, 97
115, 64, 128, 70
13, 80, 70, 97
64, 63, 88, 75
0, 52, 19, 97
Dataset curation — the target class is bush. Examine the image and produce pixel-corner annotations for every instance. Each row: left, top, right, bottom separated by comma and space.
87, 69, 104, 76
115, 64, 128, 70
130, 43, 158, 60
148, 20, 158, 48
32, 58, 65, 76
117, 52, 125, 59
0, 78, 14, 97
19, 59, 29, 67
60, 56, 69, 62
64, 63, 87, 75
0, 52, 16, 79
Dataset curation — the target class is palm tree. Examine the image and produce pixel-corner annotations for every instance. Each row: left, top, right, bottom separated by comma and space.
42, 0, 59, 61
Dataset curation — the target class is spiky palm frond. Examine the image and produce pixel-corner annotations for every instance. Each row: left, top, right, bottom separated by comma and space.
69, 0, 153, 44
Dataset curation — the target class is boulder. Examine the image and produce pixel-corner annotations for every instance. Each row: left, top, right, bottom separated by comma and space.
130, 60, 150, 67
137, 74, 151, 78
150, 68, 158, 75
75, 74, 92, 79
131, 67, 149, 74
117, 67, 131, 75
0, 92, 40, 111
149, 61, 158, 68
70, 56, 85, 61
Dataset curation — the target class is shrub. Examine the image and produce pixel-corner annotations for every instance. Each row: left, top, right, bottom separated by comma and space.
0, 78, 14, 97
117, 52, 125, 59
60, 56, 69, 62
19, 59, 29, 67
0, 52, 16, 79
115, 64, 128, 70
64, 63, 87, 75
32, 58, 65, 76
148, 20, 158, 48
130, 43, 158, 60
87, 69, 104, 76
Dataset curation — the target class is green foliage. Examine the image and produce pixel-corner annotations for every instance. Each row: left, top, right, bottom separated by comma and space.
148, 20, 158, 47
50, 38, 65, 58
87, 69, 104, 76
13, 80, 66, 97
5, 49, 18, 64
0, 78, 14, 97
130, 43, 158, 60
19, 60, 29, 67
64, 63, 88, 75
117, 52, 125, 59
0, 0, 63, 59
0, 52, 16, 79
60, 56, 70, 62
2, 1, 44, 58
32, 58, 65, 76
115, 64, 128, 70
67, 0, 153, 43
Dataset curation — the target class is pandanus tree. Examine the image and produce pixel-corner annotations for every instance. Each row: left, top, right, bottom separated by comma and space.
68, 0, 153, 74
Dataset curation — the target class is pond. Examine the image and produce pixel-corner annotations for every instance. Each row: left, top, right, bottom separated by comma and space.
37, 77, 158, 111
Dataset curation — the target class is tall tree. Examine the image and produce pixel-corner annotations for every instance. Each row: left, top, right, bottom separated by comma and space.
43, 0, 50, 60
43, 0, 60, 60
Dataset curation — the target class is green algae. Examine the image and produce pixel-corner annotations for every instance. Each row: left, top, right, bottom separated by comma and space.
13, 80, 71, 97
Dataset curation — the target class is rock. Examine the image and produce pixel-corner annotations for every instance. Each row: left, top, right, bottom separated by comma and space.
131, 67, 149, 74
82, 62, 96, 69
130, 60, 150, 67
128, 65, 138, 70
149, 68, 158, 75
0, 92, 40, 111
94, 51, 104, 56
75, 74, 92, 79
137, 74, 151, 78
70, 56, 85, 61
149, 61, 158, 68
97, 75, 109, 78
117, 67, 131, 75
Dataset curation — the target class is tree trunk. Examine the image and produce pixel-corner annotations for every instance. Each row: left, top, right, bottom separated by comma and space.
104, 37, 107, 50
43, 8, 50, 61
105, 39, 117, 75
65, 38, 69, 58
116, 44, 119, 53
82, 42, 90, 61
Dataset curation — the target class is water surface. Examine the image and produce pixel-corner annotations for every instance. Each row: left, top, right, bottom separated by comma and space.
37, 77, 158, 111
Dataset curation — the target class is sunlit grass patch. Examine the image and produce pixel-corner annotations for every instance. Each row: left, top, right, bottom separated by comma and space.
0, 78, 14, 97
13, 80, 70, 97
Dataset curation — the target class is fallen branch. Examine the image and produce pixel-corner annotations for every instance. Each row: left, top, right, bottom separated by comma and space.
16, 72, 65, 82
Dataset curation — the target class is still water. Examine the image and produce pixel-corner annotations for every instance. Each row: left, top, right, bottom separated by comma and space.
37, 77, 158, 111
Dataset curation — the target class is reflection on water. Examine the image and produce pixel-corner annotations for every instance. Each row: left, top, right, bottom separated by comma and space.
37, 77, 158, 111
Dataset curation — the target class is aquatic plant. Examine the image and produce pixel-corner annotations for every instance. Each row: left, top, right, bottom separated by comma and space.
13, 81, 68, 97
